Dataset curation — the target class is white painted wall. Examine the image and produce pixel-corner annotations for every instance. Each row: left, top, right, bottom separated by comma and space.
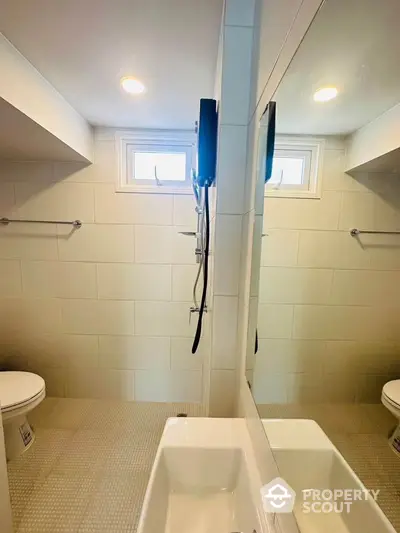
0, 132, 205, 402
0, 34, 93, 162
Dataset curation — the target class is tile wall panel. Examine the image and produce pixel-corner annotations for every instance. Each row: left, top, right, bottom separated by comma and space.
0, 142, 204, 402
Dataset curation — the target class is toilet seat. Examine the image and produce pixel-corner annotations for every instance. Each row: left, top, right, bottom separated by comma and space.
382, 380, 400, 411
0, 372, 45, 413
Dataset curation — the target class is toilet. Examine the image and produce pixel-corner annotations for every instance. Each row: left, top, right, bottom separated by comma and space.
381, 379, 400, 456
0, 371, 45, 460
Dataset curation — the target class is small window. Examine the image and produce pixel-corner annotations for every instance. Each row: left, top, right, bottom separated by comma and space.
116, 131, 195, 194
265, 137, 324, 198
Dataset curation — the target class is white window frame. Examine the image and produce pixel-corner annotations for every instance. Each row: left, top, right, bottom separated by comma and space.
265, 136, 325, 199
116, 130, 196, 194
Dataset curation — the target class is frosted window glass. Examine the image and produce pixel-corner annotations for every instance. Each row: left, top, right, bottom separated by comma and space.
134, 152, 186, 181
270, 157, 304, 186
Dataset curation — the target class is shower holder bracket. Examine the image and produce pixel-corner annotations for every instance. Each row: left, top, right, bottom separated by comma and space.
189, 305, 208, 323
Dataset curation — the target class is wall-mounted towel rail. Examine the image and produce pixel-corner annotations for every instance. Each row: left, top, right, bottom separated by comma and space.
0, 218, 82, 228
350, 228, 400, 237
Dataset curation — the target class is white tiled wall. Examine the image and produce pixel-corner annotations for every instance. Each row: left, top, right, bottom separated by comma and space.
253, 144, 400, 404
208, 0, 259, 416
0, 137, 205, 402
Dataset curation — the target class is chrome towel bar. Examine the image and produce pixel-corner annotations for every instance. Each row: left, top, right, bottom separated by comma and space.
0, 218, 82, 228
350, 228, 400, 237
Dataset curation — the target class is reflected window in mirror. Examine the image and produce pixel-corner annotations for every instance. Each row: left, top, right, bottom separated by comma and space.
265, 137, 324, 199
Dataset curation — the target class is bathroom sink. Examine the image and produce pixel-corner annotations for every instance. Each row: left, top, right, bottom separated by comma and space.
262, 419, 396, 533
137, 418, 269, 533
140, 447, 253, 533
137, 417, 394, 533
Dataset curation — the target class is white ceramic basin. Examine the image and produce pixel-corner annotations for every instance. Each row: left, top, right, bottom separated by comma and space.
141, 447, 254, 533
137, 418, 268, 533
263, 419, 396, 533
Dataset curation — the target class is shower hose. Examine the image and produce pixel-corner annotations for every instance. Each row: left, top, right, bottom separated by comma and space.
192, 182, 210, 354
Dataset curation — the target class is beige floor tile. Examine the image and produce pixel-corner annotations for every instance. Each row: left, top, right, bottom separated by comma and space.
17, 473, 97, 533
8, 474, 46, 531
52, 430, 117, 475
31, 398, 96, 430
8, 397, 205, 533
78, 471, 150, 533
27, 398, 60, 428
8, 429, 74, 480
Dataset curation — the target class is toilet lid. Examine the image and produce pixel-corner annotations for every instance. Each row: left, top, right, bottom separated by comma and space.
382, 380, 400, 408
0, 371, 45, 411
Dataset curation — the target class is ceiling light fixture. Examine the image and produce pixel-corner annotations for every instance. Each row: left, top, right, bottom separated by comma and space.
120, 77, 146, 95
313, 87, 338, 102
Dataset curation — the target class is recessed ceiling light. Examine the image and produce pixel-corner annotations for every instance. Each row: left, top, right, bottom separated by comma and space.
120, 77, 146, 95
313, 87, 338, 102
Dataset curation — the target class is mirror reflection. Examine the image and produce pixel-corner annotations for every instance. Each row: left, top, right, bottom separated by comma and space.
247, 0, 400, 528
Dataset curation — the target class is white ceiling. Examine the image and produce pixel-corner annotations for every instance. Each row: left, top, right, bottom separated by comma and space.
0, 0, 223, 129
274, 0, 400, 136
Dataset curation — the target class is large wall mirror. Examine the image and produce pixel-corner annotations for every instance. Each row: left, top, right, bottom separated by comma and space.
247, 0, 400, 528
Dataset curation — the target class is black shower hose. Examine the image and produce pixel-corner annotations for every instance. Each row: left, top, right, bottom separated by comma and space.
192, 182, 210, 354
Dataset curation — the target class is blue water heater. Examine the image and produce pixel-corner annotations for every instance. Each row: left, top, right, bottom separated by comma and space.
197, 98, 218, 187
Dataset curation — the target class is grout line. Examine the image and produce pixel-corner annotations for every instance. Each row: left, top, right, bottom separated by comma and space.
18, 258, 24, 295
94, 262, 99, 300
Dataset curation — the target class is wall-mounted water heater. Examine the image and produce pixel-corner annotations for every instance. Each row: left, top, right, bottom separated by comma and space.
197, 98, 218, 187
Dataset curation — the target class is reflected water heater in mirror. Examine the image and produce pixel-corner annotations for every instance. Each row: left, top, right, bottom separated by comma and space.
264, 101, 276, 183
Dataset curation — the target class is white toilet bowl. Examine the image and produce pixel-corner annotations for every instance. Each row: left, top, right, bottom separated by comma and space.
381, 379, 400, 456
0, 371, 45, 460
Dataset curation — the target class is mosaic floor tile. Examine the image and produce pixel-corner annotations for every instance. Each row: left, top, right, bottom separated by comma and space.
8, 398, 205, 532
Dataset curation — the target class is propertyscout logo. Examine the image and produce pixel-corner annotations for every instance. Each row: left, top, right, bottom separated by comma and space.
260, 478, 295, 513
260, 478, 380, 514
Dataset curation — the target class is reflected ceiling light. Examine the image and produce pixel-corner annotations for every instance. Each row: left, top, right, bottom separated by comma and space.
313, 87, 338, 102
120, 77, 146, 95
